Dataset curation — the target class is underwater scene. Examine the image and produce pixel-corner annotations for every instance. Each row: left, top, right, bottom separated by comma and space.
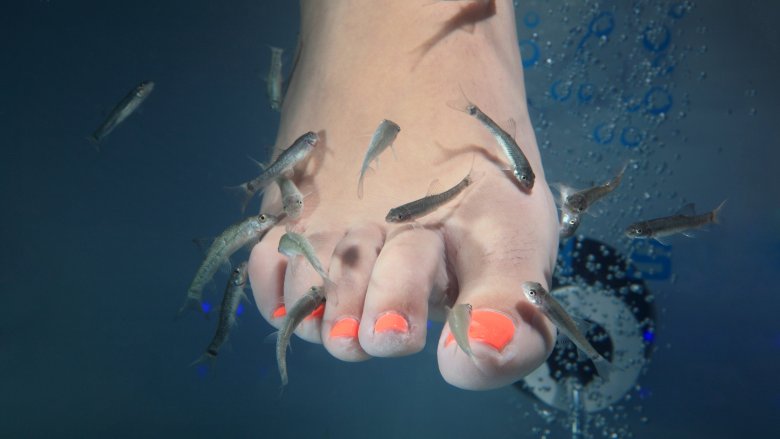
2, 0, 778, 438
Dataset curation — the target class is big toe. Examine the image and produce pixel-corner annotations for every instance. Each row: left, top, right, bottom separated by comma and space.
438, 174, 559, 390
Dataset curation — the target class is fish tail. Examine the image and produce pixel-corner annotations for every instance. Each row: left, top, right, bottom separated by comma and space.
177, 296, 204, 319
592, 355, 616, 381
86, 135, 101, 152
357, 174, 365, 199
189, 352, 217, 370
711, 199, 727, 224
223, 183, 254, 214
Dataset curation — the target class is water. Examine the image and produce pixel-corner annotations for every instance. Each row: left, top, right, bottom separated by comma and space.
1, 0, 778, 437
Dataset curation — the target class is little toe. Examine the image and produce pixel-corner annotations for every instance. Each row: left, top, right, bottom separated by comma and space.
359, 227, 449, 358
248, 226, 288, 328
438, 174, 559, 390
321, 222, 385, 361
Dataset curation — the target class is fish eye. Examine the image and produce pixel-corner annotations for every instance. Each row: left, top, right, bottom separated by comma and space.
259, 214, 267, 221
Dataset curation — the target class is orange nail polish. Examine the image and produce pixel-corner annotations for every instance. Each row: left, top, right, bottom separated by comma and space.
272, 305, 286, 319
374, 312, 409, 334
469, 310, 515, 351
330, 317, 359, 338
305, 303, 325, 320
444, 332, 455, 347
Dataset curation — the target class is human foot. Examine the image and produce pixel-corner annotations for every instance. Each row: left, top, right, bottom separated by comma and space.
249, 0, 559, 390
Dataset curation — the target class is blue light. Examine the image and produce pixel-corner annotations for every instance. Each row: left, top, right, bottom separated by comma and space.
236, 303, 244, 316
643, 329, 655, 343
519, 40, 540, 68
196, 363, 209, 379
427, 320, 433, 329
201, 301, 213, 314
638, 386, 652, 400
524, 11, 540, 28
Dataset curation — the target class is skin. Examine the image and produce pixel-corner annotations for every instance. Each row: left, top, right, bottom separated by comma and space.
249, 0, 558, 390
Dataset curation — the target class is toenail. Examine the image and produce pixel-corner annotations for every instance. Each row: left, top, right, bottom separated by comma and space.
272, 305, 286, 319
444, 333, 455, 347
330, 317, 359, 338
305, 303, 325, 320
469, 310, 515, 352
374, 312, 409, 334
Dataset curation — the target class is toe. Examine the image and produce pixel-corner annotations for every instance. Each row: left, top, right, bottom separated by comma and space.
438, 173, 559, 390
358, 227, 449, 358
321, 222, 385, 362
281, 227, 344, 344
248, 226, 288, 328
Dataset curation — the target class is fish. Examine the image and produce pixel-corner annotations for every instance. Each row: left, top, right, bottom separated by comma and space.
277, 176, 304, 220
266, 46, 284, 111
451, 90, 534, 190
559, 209, 582, 239
278, 231, 331, 283
226, 131, 319, 213
625, 200, 726, 244
190, 261, 249, 369
357, 119, 401, 199
89, 81, 155, 148
276, 286, 325, 386
522, 281, 615, 380
385, 169, 472, 223
179, 213, 281, 317
446, 303, 475, 359
559, 164, 627, 215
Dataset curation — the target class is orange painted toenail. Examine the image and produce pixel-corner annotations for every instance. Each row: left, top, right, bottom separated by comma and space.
469, 310, 515, 351
305, 303, 325, 320
272, 305, 286, 319
374, 312, 409, 334
330, 318, 359, 338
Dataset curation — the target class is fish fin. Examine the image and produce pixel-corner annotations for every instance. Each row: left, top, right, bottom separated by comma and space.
389, 144, 398, 161
247, 155, 267, 170
263, 330, 280, 345
551, 183, 576, 202
676, 203, 696, 216
223, 183, 254, 214
653, 235, 673, 247
591, 355, 616, 382
681, 231, 697, 238
191, 237, 212, 255
220, 259, 233, 275
189, 353, 217, 378
425, 179, 442, 196
499, 118, 518, 139
86, 135, 101, 152
445, 83, 474, 114
711, 199, 726, 224
177, 296, 205, 319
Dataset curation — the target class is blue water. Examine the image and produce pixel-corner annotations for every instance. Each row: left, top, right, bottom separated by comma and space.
1, 0, 778, 437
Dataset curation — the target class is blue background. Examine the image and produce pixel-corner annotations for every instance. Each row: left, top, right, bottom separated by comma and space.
1, 0, 778, 437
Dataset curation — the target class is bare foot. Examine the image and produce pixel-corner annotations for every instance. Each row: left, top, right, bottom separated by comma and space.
250, 0, 559, 390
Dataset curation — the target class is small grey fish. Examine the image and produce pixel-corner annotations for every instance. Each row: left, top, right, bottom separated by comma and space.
560, 164, 627, 215
179, 213, 280, 317
357, 119, 401, 199
522, 281, 614, 380
227, 131, 318, 213
457, 97, 534, 190
276, 286, 325, 386
190, 261, 249, 368
559, 208, 582, 239
446, 303, 475, 360
277, 176, 304, 220
266, 46, 284, 111
90, 81, 155, 148
625, 201, 725, 244
385, 171, 472, 223
278, 231, 331, 283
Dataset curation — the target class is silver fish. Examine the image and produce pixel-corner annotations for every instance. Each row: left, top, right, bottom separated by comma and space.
267, 46, 284, 111
625, 201, 725, 244
461, 100, 534, 190
560, 164, 626, 215
522, 281, 614, 380
277, 176, 304, 220
357, 119, 401, 199
446, 303, 475, 359
179, 213, 280, 317
278, 232, 331, 283
276, 286, 325, 386
90, 81, 155, 148
227, 131, 318, 213
559, 209, 582, 239
385, 171, 472, 223
190, 261, 249, 367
